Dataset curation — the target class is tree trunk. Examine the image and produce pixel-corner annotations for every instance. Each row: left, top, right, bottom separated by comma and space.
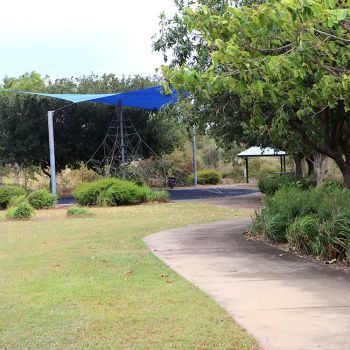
12, 163, 21, 185
305, 157, 315, 177
342, 167, 350, 189
314, 153, 328, 186
294, 153, 304, 180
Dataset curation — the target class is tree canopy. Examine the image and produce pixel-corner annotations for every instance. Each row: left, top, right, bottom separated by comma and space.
160, 0, 350, 186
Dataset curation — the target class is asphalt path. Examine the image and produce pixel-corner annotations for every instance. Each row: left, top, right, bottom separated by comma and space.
58, 187, 259, 205
168, 187, 258, 200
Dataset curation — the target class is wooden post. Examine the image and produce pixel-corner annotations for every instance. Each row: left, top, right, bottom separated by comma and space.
280, 156, 283, 174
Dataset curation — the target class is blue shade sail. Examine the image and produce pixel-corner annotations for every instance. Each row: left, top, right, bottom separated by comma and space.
13, 86, 178, 110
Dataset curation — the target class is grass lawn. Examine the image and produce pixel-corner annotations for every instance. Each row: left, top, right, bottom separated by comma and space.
0, 202, 258, 350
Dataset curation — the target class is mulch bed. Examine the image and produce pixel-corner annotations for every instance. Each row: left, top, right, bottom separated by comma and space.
244, 231, 350, 273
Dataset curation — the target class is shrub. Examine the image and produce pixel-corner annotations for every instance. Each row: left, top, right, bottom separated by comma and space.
258, 174, 316, 195
221, 166, 245, 182
321, 179, 343, 191
189, 169, 222, 185
67, 206, 94, 217
27, 189, 56, 209
7, 202, 34, 220
299, 176, 317, 190
251, 185, 350, 262
0, 186, 26, 209
287, 216, 320, 255
250, 208, 289, 242
8, 195, 27, 207
258, 174, 295, 195
148, 190, 170, 202
318, 210, 350, 260
251, 186, 322, 243
73, 178, 156, 206
317, 188, 350, 220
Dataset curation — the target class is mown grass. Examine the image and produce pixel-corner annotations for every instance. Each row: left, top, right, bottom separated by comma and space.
0, 203, 258, 350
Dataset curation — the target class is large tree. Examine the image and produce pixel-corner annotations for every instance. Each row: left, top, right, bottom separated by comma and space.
154, 0, 314, 178
161, 0, 350, 186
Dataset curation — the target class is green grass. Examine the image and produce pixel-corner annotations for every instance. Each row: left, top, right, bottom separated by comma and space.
0, 203, 258, 350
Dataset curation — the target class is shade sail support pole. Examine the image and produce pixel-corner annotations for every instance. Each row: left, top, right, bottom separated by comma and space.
192, 125, 198, 187
119, 101, 126, 180
48, 111, 57, 195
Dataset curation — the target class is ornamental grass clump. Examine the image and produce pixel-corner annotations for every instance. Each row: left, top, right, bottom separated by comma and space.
250, 185, 350, 262
67, 206, 94, 217
7, 202, 34, 220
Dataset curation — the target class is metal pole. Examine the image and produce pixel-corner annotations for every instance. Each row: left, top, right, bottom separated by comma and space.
119, 101, 126, 179
280, 156, 283, 175
192, 125, 198, 186
47, 111, 57, 195
246, 157, 249, 183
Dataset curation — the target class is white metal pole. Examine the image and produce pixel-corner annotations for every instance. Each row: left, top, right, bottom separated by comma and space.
192, 125, 198, 187
119, 101, 126, 180
47, 111, 57, 195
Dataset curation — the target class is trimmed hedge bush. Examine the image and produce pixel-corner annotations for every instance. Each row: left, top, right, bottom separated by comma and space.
73, 178, 166, 206
250, 186, 350, 261
7, 202, 34, 220
27, 189, 56, 209
189, 169, 222, 185
0, 186, 26, 209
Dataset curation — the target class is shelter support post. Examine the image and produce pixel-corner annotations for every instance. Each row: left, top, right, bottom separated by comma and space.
245, 157, 249, 183
283, 155, 286, 173
192, 125, 198, 187
119, 101, 126, 180
280, 156, 283, 174
48, 111, 57, 195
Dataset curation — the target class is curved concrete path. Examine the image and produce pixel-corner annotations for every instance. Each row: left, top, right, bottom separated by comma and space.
144, 218, 350, 350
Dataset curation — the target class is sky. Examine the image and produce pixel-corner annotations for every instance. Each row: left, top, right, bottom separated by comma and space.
0, 0, 177, 81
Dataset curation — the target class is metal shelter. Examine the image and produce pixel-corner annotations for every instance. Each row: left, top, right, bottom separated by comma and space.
238, 147, 287, 183
9, 86, 195, 194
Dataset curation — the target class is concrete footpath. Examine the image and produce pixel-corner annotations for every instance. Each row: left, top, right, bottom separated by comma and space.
144, 218, 350, 350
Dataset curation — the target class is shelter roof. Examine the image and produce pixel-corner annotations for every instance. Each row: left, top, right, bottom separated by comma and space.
9, 86, 177, 110
238, 146, 286, 158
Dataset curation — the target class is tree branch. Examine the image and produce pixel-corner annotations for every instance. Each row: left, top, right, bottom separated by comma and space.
320, 64, 350, 75
291, 118, 339, 160
314, 29, 350, 43
248, 43, 293, 53
340, 21, 350, 33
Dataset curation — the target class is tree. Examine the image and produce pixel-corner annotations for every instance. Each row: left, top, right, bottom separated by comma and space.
161, 0, 350, 186
154, 0, 313, 180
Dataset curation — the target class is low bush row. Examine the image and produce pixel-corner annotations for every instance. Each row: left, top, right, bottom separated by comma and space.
73, 178, 169, 206
250, 183, 350, 262
258, 174, 317, 195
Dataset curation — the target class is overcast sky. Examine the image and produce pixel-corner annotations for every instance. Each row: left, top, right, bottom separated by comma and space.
0, 0, 177, 81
